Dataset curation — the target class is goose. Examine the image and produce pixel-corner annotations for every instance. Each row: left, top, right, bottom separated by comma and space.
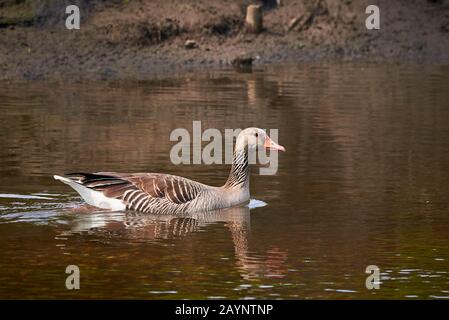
54, 127, 285, 214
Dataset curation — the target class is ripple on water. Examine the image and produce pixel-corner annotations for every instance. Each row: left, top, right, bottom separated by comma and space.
259, 285, 274, 289
0, 193, 55, 200
247, 199, 267, 209
0, 193, 78, 224
429, 295, 449, 299
148, 290, 178, 295
325, 289, 358, 293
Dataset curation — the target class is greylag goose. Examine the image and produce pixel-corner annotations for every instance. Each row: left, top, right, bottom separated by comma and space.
54, 127, 285, 214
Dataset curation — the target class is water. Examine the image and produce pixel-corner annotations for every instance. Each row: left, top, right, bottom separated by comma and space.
0, 63, 448, 299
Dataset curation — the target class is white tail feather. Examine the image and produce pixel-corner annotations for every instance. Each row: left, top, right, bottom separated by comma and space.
54, 175, 126, 210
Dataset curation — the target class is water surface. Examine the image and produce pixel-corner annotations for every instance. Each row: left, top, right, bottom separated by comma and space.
0, 63, 449, 299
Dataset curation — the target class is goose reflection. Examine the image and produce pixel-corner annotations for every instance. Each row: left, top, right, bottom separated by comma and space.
59, 204, 288, 280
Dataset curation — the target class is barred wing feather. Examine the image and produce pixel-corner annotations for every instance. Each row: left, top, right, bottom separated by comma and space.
62, 172, 206, 213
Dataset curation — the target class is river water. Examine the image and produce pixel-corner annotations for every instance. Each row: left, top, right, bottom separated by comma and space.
0, 63, 448, 299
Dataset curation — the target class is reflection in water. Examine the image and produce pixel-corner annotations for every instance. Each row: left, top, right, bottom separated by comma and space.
0, 64, 449, 299
57, 203, 287, 281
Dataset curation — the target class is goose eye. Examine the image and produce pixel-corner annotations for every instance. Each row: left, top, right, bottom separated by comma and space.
255, 133, 259, 138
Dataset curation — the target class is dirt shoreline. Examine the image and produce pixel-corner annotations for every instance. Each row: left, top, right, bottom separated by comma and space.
0, 0, 448, 81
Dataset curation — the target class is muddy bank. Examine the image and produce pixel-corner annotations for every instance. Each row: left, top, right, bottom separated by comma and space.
0, 0, 448, 81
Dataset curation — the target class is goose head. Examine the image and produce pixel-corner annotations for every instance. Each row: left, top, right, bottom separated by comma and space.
235, 127, 286, 153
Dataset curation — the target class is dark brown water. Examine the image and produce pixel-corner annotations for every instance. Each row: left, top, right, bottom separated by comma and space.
0, 63, 449, 299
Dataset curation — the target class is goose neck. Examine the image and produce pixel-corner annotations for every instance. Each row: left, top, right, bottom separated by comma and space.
224, 148, 250, 189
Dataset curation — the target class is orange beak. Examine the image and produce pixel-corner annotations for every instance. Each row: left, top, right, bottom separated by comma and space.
264, 136, 286, 152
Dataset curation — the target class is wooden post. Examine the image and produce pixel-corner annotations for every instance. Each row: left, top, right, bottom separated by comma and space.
245, 4, 263, 33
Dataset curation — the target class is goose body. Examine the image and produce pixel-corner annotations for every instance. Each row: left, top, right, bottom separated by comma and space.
54, 128, 285, 214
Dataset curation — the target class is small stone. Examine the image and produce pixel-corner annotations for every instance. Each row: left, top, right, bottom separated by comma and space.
184, 40, 198, 49
231, 53, 255, 67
